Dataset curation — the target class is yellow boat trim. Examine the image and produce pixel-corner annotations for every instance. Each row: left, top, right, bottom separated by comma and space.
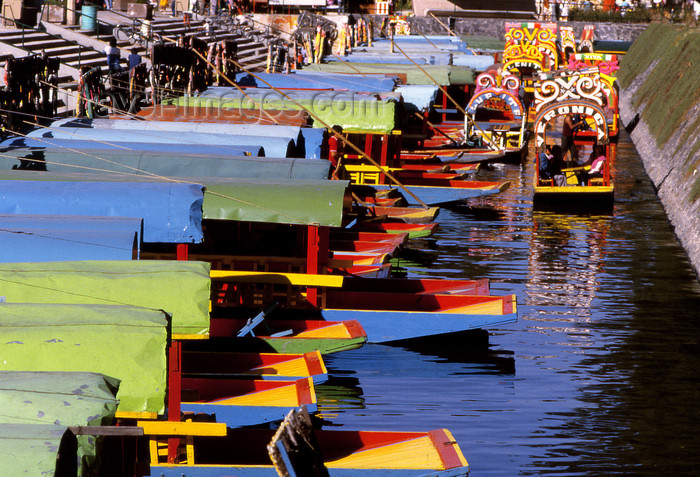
326, 435, 445, 470
295, 323, 353, 339
210, 381, 315, 407
116, 411, 158, 420
441, 429, 469, 467
137, 420, 227, 437
172, 333, 209, 341
210, 270, 344, 288
534, 185, 614, 194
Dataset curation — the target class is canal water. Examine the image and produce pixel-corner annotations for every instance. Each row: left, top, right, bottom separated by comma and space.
317, 128, 700, 475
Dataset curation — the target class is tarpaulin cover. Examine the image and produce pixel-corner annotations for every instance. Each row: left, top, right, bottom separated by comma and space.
25, 127, 296, 158
0, 214, 142, 242
48, 117, 308, 158
0, 303, 168, 414
234, 71, 397, 92
0, 180, 203, 244
0, 171, 345, 227
0, 260, 211, 335
0, 136, 263, 158
0, 148, 330, 180
0, 371, 120, 474
0, 228, 137, 262
203, 178, 348, 227
395, 85, 440, 113
166, 88, 399, 133
0, 424, 72, 477
301, 63, 475, 86
0, 214, 141, 262
326, 51, 453, 66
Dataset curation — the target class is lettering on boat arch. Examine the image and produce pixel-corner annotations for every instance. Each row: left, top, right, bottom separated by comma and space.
467, 71, 524, 119
533, 101, 608, 150
503, 22, 558, 74
467, 90, 524, 119
533, 100, 608, 151
533, 68, 605, 113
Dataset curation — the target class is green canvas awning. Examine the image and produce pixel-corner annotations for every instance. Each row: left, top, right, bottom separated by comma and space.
0, 424, 75, 477
203, 179, 349, 227
0, 303, 168, 415
0, 371, 120, 474
0, 260, 211, 336
301, 63, 475, 86
165, 90, 398, 133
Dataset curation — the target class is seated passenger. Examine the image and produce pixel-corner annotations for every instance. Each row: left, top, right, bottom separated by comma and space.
539, 144, 562, 181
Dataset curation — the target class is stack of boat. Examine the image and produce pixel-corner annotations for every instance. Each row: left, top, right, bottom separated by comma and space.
0, 31, 534, 477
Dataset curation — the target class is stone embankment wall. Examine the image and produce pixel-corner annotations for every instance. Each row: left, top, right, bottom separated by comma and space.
617, 23, 700, 279
406, 17, 648, 42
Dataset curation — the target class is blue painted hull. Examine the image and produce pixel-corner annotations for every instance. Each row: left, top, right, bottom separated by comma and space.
371, 184, 502, 206
180, 402, 318, 428
320, 309, 517, 343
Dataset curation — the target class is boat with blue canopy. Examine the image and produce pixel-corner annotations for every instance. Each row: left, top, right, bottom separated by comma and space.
24, 127, 297, 158
0, 214, 142, 262
0, 136, 264, 158
0, 179, 203, 244
235, 71, 397, 92
0, 147, 331, 180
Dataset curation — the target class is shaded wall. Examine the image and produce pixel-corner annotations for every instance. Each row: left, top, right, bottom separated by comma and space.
617, 23, 700, 279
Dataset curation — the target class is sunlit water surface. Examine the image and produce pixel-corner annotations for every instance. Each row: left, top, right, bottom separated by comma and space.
317, 129, 700, 476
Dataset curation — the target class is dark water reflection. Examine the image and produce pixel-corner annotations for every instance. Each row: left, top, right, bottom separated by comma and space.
317, 129, 700, 476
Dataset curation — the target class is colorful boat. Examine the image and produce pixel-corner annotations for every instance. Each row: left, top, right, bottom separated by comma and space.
531, 69, 614, 206
566, 52, 620, 137
208, 317, 368, 354
349, 221, 439, 238
144, 427, 469, 476
465, 70, 529, 161
24, 125, 298, 159
180, 377, 318, 428
181, 350, 329, 384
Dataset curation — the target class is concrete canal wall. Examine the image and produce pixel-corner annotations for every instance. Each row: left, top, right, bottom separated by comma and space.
617, 23, 700, 279
405, 17, 648, 42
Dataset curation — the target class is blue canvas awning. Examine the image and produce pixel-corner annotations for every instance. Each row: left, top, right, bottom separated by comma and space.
235, 71, 397, 92
0, 180, 203, 243
47, 118, 315, 158
0, 214, 141, 261
0, 148, 330, 179
25, 127, 295, 158
0, 136, 264, 157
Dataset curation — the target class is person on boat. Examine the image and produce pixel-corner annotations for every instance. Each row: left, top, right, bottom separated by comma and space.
578, 144, 607, 185
539, 144, 563, 181
104, 38, 121, 74
128, 48, 141, 70
561, 113, 586, 165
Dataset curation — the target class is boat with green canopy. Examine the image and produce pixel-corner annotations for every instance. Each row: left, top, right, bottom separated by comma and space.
0, 260, 211, 337
0, 371, 120, 475
0, 303, 169, 415
301, 63, 476, 86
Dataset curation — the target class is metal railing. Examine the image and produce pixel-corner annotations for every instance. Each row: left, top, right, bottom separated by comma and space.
0, 12, 91, 69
